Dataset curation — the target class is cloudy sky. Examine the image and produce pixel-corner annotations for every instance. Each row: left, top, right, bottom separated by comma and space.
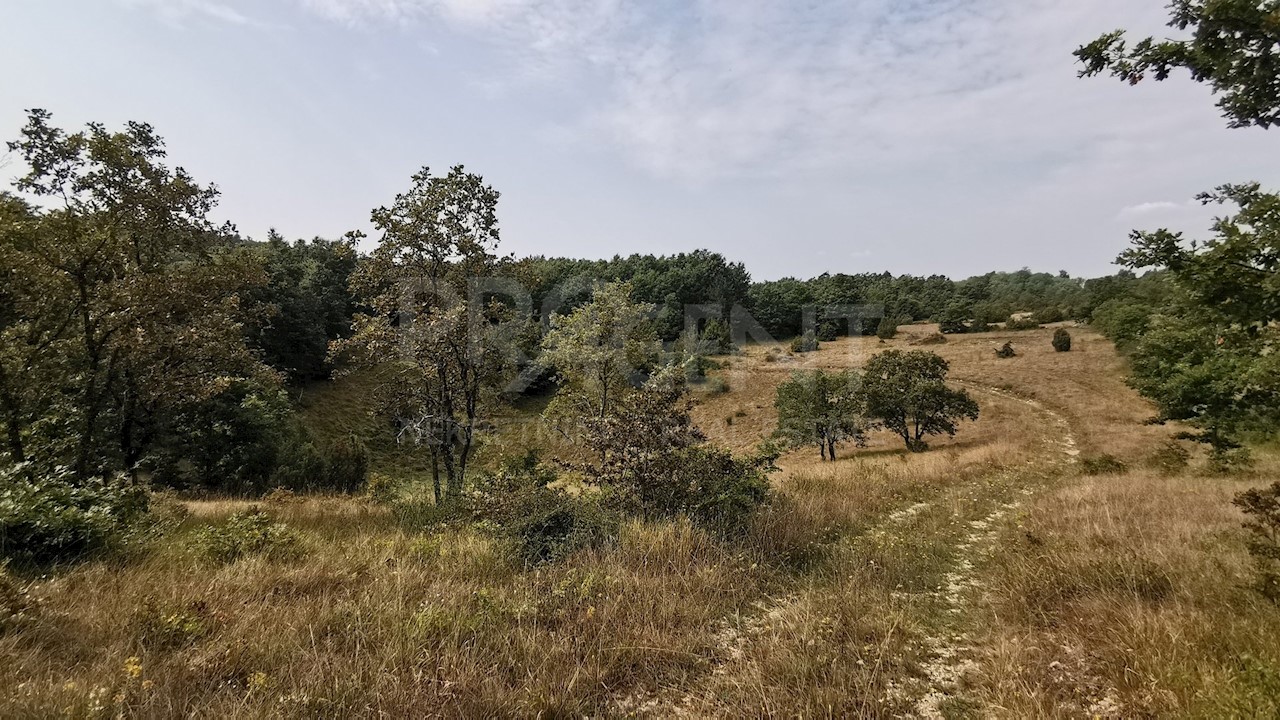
2, 1, 1277, 280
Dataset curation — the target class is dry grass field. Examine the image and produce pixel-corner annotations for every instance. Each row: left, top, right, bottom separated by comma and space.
3, 326, 1279, 718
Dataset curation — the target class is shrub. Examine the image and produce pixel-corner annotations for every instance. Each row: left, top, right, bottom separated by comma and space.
704, 376, 730, 395
1052, 328, 1072, 352
1147, 440, 1190, 473
790, 331, 819, 353
468, 454, 619, 565
995, 341, 1017, 359
702, 318, 734, 355
365, 473, 400, 503
1, 562, 35, 633
969, 318, 992, 333
910, 333, 947, 346
1209, 445, 1255, 475
1234, 482, 1280, 600
263, 487, 301, 505
669, 446, 774, 535
1006, 315, 1041, 331
877, 315, 905, 340
1034, 307, 1066, 324
0, 465, 150, 565
323, 435, 369, 493
189, 509, 303, 564
816, 321, 840, 342
762, 349, 780, 363
131, 597, 218, 649
1081, 454, 1127, 475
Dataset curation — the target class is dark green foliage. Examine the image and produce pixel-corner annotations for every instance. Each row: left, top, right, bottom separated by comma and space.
862, 350, 979, 452
321, 435, 369, 494
790, 331, 819, 353
526, 250, 751, 342
938, 301, 971, 334
1080, 454, 1127, 475
0, 465, 149, 564
0, 563, 34, 632
877, 315, 905, 340
701, 318, 734, 355
1077, 0, 1280, 129
1034, 307, 1066, 324
775, 370, 870, 461
1147, 440, 1191, 474
468, 453, 620, 566
1052, 328, 1072, 352
1234, 482, 1280, 600
815, 320, 840, 342
1091, 298, 1153, 348
189, 509, 303, 564
995, 342, 1017, 359
246, 232, 358, 383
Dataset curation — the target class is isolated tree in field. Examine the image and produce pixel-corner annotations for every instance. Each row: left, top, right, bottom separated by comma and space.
540, 281, 659, 427
2, 110, 269, 481
334, 166, 520, 503
775, 370, 870, 461
863, 350, 979, 453
1053, 328, 1072, 352
1077, 0, 1280, 129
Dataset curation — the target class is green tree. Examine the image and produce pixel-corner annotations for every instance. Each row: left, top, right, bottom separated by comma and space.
246, 231, 358, 383
334, 166, 520, 503
863, 350, 979, 453
2, 110, 269, 482
1077, 0, 1280, 129
540, 281, 659, 425
1078, 6, 1280, 453
775, 370, 870, 461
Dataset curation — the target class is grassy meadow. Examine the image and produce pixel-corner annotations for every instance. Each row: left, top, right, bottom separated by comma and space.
3, 325, 1279, 718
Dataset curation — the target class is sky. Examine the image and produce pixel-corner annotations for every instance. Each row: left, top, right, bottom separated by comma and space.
2, 0, 1278, 281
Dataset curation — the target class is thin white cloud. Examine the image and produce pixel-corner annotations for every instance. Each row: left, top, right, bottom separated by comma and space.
1118, 201, 1182, 218
289, 0, 1197, 184
122, 0, 255, 25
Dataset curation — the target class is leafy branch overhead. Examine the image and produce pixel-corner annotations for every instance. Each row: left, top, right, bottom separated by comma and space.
1076, 0, 1280, 128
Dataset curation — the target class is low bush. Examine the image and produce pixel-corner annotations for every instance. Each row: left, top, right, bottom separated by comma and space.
1034, 307, 1066, 324
1234, 482, 1280, 601
1208, 445, 1255, 475
468, 454, 620, 565
877, 315, 906, 340
1006, 316, 1041, 331
0, 465, 150, 565
704, 376, 730, 395
365, 473, 400, 503
131, 597, 219, 649
995, 342, 1017, 359
189, 509, 303, 564
816, 321, 840, 342
0, 563, 34, 633
910, 333, 947, 346
1146, 440, 1190, 474
1080, 454, 1127, 475
1052, 328, 1072, 352
790, 331, 820, 354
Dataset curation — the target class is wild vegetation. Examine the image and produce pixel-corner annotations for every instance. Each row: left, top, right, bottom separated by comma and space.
3, 1, 1280, 715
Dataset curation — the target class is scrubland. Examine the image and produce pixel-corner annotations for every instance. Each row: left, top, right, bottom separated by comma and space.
3, 326, 1278, 718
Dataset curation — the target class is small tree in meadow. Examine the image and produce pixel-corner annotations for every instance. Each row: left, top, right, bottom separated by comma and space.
1053, 328, 1072, 352
863, 350, 980, 453
775, 370, 871, 461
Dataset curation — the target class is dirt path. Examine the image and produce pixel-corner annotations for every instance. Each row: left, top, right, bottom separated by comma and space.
901, 383, 1079, 718
627, 377, 1082, 718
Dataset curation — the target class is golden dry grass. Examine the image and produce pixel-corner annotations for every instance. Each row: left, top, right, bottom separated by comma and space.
3, 325, 1276, 717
